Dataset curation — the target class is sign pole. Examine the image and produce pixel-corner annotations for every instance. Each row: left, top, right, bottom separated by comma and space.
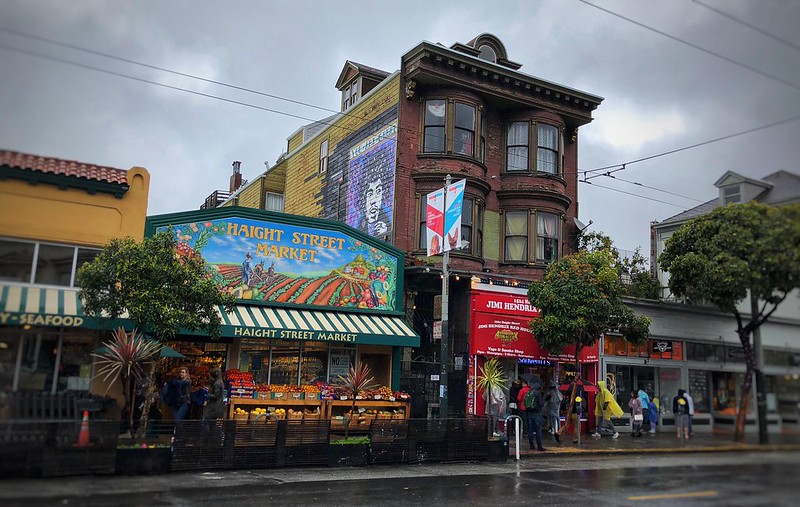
439, 174, 451, 419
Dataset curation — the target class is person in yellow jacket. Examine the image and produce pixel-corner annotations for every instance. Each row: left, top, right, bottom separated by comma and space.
591, 380, 622, 438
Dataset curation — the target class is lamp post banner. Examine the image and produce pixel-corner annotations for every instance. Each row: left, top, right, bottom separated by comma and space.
443, 179, 466, 252
425, 188, 445, 256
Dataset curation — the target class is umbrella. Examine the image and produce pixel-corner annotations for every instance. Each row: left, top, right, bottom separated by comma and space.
93, 339, 185, 358
520, 373, 543, 389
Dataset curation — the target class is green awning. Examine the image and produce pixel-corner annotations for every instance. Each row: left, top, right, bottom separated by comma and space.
0, 282, 129, 329
217, 305, 419, 347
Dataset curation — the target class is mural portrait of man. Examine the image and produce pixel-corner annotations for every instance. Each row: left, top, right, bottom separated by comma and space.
346, 123, 397, 240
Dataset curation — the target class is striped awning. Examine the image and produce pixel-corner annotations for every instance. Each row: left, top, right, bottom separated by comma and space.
0, 282, 128, 329
216, 305, 419, 347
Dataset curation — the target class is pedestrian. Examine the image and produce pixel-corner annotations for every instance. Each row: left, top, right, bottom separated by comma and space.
544, 384, 562, 443
628, 391, 643, 437
684, 389, 695, 436
519, 380, 545, 451
673, 388, 690, 440
508, 378, 522, 435
592, 380, 621, 438
639, 389, 657, 433
165, 367, 192, 421
483, 383, 506, 436
563, 387, 587, 444
203, 367, 226, 445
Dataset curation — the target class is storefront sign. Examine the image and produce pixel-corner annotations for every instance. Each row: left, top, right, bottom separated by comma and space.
470, 312, 538, 358
152, 212, 401, 312
0, 312, 84, 327
651, 340, 673, 353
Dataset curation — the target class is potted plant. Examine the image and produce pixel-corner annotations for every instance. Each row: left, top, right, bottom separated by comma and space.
328, 436, 371, 467
477, 358, 509, 462
336, 363, 377, 437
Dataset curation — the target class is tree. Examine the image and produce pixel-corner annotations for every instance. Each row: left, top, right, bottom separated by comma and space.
528, 250, 651, 436
659, 202, 800, 441
78, 230, 236, 438
580, 231, 660, 300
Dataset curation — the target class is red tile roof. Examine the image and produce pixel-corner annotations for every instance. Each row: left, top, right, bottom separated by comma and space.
0, 150, 129, 185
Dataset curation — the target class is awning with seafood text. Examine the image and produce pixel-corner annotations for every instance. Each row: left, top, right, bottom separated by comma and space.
216, 305, 419, 347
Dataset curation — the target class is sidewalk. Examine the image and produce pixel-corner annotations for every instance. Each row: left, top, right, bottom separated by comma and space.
509, 428, 800, 457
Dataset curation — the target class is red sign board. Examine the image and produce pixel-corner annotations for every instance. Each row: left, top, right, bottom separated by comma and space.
469, 290, 598, 363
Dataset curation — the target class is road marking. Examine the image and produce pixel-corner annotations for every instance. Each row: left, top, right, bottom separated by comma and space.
628, 490, 719, 500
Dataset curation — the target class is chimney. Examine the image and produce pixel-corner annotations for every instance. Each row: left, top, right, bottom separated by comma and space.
230, 161, 243, 193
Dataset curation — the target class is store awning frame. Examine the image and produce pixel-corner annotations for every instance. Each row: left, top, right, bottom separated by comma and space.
0, 282, 130, 330
216, 305, 419, 347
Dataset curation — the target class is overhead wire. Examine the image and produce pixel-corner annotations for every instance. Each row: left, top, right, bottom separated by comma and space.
576, 0, 800, 93
691, 0, 800, 53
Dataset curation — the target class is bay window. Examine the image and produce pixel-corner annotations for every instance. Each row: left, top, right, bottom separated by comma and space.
422, 99, 483, 160
418, 194, 483, 257
501, 210, 561, 263
504, 121, 563, 175
536, 212, 559, 262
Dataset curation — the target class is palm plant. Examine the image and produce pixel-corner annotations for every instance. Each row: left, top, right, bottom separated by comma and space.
336, 363, 377, 437
92, 327, 162, 437
477, 358, 509, 438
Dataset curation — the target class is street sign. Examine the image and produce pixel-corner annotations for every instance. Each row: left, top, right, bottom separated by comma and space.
433, 320, 442, 341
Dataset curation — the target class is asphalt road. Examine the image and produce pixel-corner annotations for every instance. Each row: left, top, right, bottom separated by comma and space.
4, 451, 799, 506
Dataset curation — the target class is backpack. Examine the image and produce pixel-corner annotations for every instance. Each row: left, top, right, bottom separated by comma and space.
524, 389, 541, 413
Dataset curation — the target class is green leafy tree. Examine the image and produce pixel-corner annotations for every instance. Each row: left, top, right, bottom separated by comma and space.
78, 230, 236, 437
659, 202, 800, 441
528, 250, 651, 435
580, 231, 660, 300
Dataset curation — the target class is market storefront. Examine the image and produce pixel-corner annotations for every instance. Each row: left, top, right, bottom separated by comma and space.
466, 283, 598, 418
146, 207, 419, 421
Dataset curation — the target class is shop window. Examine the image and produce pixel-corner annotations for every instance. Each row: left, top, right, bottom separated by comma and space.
18, 332, 58, 391
649, 339, 683, 360
604, 335, 647, 358
328, 347, 356, 384
504, 121, 563, 175
55, 332, 94, 391
422, 99, 482, 160
688, 369, 711, 413
300, 342, 327, 385
712, 371, 751, 414
269, 341, 301, 385
686, 342, 725, 363
0, 239, 35, 283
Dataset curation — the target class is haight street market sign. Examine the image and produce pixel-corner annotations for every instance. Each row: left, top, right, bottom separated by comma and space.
147, 208, 402, 313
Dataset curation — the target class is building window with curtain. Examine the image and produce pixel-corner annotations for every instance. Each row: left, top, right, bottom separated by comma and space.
453, 103, 476, 156
503, 211, 528, 262
418, 194, 483, 257
536, 212, 559, 262
423, 99, 446, 153
506, 121, 529, 172
265, 192, 285, 212
504, 121, 562, 175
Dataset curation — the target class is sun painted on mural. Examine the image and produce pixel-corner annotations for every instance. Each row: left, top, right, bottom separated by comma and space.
158, 217, 398, 311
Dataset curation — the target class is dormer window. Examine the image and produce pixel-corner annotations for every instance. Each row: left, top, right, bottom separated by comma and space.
342, 78, 359, 111
723, 185, 741, 204
477, 44, 497, 63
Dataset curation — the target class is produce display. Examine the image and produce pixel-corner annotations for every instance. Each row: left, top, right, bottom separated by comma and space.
225, 369, 255, 398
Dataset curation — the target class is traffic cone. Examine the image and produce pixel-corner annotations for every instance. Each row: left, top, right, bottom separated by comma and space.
77, 410, 90, 447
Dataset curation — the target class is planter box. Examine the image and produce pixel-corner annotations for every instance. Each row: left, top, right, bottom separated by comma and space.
328, 443, 370, 467
115, 448, 172, 475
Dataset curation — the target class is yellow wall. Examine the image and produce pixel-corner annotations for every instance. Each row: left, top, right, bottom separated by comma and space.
0, 167, 150, 245
284, 74, 400, 218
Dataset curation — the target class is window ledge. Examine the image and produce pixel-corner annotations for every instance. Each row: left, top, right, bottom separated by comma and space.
417, 153, 487, 174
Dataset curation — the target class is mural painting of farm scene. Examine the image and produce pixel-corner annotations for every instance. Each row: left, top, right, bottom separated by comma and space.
158, 216, 399, 311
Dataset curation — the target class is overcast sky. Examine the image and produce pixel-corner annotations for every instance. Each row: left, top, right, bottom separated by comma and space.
1, 0, 798, 255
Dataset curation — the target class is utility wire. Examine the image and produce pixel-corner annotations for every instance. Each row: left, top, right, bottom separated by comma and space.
594, 173, 705, 203
579, 180, 688, 208
692, 0, 800, 53
579, 114, 800, 174
576, 0, 800, 93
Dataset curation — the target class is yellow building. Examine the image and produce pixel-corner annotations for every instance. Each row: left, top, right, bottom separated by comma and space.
0, 150, 149, 409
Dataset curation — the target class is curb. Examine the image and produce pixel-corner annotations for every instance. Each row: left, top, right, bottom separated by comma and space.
514, 443, 800, 458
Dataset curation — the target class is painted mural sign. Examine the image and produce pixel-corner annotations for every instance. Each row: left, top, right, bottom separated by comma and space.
345, 122, 397, 239
157, 216, 398, 311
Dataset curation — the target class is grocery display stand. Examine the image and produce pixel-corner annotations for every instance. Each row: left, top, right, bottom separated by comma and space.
227, 396, 324, 420
327, 399, 410, 432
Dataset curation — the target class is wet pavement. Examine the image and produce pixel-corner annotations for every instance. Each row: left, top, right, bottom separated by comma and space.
2, 451, 799, 506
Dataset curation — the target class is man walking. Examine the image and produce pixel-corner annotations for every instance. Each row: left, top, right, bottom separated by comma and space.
519, 380, 546, 451
592, 380, 621, 438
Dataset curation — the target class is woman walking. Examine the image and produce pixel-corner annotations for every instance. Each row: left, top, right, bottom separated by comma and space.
628, 391, 643, 437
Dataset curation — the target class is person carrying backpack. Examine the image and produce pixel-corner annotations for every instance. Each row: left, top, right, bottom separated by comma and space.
673, 389, 690, 440
518, 380, 546, 451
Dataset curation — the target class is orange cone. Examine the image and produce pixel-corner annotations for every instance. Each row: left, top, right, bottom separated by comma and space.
77, 410, 90, 447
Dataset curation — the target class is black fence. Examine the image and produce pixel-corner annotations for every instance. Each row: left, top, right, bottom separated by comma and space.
0, 416, 496, 477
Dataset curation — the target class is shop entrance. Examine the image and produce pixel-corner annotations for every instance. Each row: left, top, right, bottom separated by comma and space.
606, 365, 656, 409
